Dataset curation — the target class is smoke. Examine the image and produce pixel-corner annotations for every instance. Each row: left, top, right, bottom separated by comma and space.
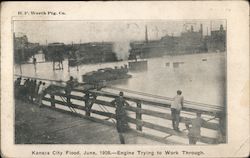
113, 41, 130, 60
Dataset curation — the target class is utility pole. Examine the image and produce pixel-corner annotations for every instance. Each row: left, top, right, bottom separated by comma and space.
145, 25, 148, 43
155, 26, 159, 39
210, 21, 212, 33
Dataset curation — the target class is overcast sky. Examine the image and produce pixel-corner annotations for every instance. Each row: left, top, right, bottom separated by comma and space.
14, 20, 225, 45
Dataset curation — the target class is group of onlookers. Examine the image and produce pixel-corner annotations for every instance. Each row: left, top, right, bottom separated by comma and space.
14, 77, 47, 107
14, 76, 220, 145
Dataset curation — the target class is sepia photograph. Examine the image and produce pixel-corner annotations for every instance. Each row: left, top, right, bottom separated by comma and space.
1, 1, 249, 158
13, 20, 227, 145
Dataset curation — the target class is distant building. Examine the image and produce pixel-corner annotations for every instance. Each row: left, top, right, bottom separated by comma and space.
69, 42, 118, 66
176, 25, 205, 53
14, 35, 28, 49
129, 24, 226, 59
14, 34, 40, 63
207, 25, 226, 52
45, 43, 66, 62
27, 42, 40, 49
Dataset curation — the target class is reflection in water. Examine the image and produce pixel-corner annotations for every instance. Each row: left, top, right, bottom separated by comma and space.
106, 78, 130, 86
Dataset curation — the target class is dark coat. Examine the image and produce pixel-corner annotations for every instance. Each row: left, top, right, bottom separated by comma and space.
113, 97, 129, 133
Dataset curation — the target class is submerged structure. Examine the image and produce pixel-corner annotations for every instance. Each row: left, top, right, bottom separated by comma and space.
69, 42, 118, 66
82, 66, 131, 84
128, 59, 148, 71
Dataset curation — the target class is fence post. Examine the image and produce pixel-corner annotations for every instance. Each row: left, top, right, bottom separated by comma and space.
50, 94, 55, 107
136, 101, 142, 131
218, 111, 226, 143
85, 93, 91, 116
66, 93, 71, 107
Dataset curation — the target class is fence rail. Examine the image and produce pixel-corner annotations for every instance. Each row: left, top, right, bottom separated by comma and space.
15, 75, 225, 144
42, 84, 224, 144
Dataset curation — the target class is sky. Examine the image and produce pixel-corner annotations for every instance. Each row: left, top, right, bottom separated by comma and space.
14, 20, 226, 59
14, 20, 226, 44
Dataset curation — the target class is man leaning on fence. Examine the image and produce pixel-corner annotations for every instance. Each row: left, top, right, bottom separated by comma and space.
111, 91, 130, 144
171, 90, 184, 131
37, 82, 46, 107
65, 76, 75, 104
185, 112, 205, 144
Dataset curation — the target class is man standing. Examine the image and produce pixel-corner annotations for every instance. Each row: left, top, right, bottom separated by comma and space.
37, 82, 46, 107
171, 90, 184, 131
35, 81, 42, 102
65, 76, 75, 104
23, 78, 30, 100
111, 92, 129, 144
14, 77, 22, 98
185, 112, 205, 144
33, 57, 37, 72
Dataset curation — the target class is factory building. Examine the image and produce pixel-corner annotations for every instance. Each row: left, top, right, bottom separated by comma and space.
69, 42, 118, 66
129, 23, 226, 60
14, 34, 40, 63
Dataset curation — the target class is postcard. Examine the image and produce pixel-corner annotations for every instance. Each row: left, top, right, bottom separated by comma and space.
1, 1, 249, 158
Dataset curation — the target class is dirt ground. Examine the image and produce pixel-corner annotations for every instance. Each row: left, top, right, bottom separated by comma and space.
15, 100, 163, 144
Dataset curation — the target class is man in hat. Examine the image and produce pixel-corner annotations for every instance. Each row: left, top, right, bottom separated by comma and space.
185, 112, 205, 144
111, 91, 130, 144
65, 76, 76, 104
171, 90, 184, 131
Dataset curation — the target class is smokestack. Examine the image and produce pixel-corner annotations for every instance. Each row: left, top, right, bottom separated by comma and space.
210, 21, 212, 32
220, 24, 224, 31
145, 25, 148, 43
200, 24, 203, 37
191, 25, 194, 32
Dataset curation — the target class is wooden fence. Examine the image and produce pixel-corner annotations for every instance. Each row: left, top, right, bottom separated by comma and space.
40, 84, 225, 144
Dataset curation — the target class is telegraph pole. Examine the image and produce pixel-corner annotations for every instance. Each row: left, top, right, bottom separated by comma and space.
145, 25, 148, 43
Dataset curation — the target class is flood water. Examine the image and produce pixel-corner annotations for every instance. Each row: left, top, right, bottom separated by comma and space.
15, 52, 226, 106
15, 52, 226, 144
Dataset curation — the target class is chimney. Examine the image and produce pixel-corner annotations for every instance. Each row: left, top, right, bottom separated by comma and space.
200, 24, 203, 36
191, 25, 194, 32
210, 21, 212, 32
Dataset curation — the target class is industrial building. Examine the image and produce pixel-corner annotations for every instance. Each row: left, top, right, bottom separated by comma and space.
129, 24, 226, 60
69, 42, 118, 66
14, 34, 40, 63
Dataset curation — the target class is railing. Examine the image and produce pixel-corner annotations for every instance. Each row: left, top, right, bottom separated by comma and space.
42, 84, 225, 144
14, 75, 225, 144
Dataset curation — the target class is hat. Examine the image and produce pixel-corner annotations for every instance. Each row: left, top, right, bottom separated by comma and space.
119, 91, 124, 96
177, 90, 182, 94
